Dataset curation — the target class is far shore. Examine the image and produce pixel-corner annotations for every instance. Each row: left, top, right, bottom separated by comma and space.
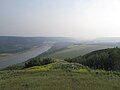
0, 54, 14, 58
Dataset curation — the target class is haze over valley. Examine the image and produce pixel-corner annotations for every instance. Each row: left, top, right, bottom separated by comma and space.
1, 0, 120, 90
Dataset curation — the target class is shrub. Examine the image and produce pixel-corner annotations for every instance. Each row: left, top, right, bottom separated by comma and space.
25, 58, 55, 68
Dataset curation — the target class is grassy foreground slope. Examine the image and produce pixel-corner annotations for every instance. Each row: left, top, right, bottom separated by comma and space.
1, 58, 120, 90
0, 70, 120, 90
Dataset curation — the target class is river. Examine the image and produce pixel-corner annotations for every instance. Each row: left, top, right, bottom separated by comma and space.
0, 44, 52, 68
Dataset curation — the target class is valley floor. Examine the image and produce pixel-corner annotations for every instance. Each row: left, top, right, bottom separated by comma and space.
0, 70, 120, 90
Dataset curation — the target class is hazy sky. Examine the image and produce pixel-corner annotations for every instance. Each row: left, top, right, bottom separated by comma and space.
0, 0, 120, 39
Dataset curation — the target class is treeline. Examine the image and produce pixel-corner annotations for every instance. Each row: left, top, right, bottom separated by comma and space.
25, 58, 55, 68
65, 47, 120, 71
3, 58, 56, 70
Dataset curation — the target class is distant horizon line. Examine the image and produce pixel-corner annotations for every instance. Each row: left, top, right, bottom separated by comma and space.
0, 35, 120, 40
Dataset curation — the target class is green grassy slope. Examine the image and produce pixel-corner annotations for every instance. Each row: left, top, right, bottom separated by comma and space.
0, 70, 120, 90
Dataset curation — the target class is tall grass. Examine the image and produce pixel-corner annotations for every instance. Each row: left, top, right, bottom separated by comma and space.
0, 70, 120, 90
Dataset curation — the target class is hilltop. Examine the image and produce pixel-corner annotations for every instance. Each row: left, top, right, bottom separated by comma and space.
1, 57, 120, 90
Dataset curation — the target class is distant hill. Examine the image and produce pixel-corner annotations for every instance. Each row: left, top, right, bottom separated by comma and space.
93, 37, 120, 43
0, 36, 77, 53
66, 48, 120, 71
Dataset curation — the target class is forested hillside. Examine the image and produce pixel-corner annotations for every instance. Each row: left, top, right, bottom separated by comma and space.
66, 47, 120, 71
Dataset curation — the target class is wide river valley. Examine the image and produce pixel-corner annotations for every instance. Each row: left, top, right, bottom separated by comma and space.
0, 44, 51, 68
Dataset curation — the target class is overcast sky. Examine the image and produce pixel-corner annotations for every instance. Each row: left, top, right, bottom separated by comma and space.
0, 0, 120, 39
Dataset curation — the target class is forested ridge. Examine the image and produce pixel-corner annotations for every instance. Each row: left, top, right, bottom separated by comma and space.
65, 47, 120, 71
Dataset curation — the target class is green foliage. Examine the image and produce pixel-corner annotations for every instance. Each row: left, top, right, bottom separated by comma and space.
24, 59, 87, 72
25, 58, 55, 68
51, 62, 87, 71
25, 64, 52, 72
73, 69, 90, 73
67, 48, 120, 71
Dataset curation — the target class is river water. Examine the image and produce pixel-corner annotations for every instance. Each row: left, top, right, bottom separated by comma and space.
0, 44, 51, 68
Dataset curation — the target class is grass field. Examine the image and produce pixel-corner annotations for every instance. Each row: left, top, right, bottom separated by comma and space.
41, 44, 114, 59
0, 70, 120, 90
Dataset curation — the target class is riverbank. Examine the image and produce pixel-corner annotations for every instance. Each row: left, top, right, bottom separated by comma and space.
0, 45, 52, 69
